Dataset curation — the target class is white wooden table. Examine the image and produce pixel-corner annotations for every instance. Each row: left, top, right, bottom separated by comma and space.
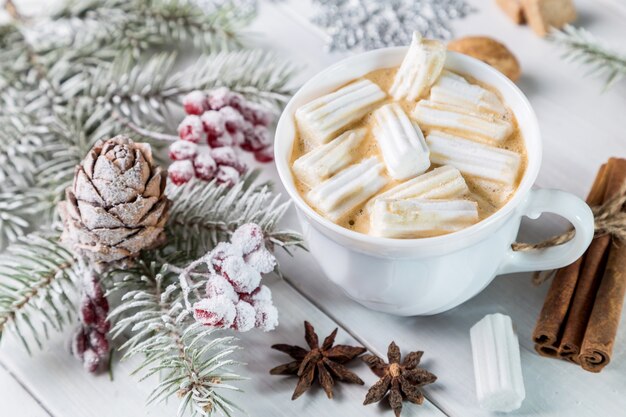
2, 1, 626, 416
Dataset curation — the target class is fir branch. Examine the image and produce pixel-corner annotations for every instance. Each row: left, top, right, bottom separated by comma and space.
166, 171, 305, 259
0, 190, 51, 247
35, 100, 122, 198
0, 232, 78, 353
109, 259, 243, 417
91, 50, 296, 130
551, 25, 626, 88
168, 50, 297, 112
0, 113, 47, 189
53, 0, 252, 54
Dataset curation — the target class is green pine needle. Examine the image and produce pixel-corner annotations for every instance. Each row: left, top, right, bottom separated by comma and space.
166, 171, 305, 260
109, 259, 244, 417
0, 2, 302, 416
551, 25, 626, 89
0, 232, 78, 353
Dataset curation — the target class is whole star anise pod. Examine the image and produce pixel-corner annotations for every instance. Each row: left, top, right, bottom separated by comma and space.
270, 321, 366, 400
363, 341, 437, 417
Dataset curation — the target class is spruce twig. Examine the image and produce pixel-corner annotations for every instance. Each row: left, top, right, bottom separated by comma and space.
0, 232, 78, 353
166, 172, 305, 259
551, 25, 626, 89
109, 259, 244, 417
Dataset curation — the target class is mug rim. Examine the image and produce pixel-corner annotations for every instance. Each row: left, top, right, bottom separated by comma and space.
274, 47, 541, 248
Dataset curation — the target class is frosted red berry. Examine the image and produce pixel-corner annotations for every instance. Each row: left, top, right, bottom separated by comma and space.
231, 223, 264, 255
242, 124, 271, 152
240, 102, 273, 127
168, 160, 195, 185
210, 147, 245, 173
255, 145, 274, 163
72, 274, 110, 373
219, 106, 245, 133
193, 151, 217, 181
200, 110, 225, 140
182, 91, 208, 115
207, 87, 242, 110
178, 115, 204, 143
168, 141, 198, 161
215, 165, 241, 186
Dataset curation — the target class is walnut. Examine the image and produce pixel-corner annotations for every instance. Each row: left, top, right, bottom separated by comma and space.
447, 36, 521, 82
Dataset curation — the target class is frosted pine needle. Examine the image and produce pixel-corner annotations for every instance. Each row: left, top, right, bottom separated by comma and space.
551, 25, 626, 89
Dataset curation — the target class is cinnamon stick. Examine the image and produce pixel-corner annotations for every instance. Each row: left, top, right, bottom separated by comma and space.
579, 239, 626, 372
533, 260, 582, 357
532, 163, 608, 356
557, 159, 626, 362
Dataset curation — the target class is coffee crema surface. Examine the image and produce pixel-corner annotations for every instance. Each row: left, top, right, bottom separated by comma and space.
290, 34, 527, 239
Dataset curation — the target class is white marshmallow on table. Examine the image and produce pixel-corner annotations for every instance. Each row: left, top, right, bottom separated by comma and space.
367, 165, 469, 211
390, 32, 446, 101
470, 313, 526, 412
430, 71, 507, 116
426, 131, 521, 185
369, 198, 478, 238
372, 103, 430, 180
413, 100, 514, 144
292, 128, 366, 187
295, 79, 386, 146
307, 157, 388, 222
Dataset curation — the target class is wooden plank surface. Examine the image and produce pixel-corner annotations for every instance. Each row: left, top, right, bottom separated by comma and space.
2, 0, 626, 416
0, 364, 51, 417
0, 276, 447, 417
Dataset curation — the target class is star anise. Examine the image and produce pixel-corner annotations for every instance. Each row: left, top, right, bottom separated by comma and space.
362, 341, 437, 417
269, 321, 366, 400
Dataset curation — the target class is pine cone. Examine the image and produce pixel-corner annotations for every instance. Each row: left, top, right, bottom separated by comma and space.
59, 135, 171, 269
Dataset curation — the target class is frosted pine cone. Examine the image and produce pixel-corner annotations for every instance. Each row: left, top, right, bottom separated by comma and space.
59, 135, 171, 270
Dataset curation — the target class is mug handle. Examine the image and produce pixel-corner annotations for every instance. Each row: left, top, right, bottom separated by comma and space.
497, 188, 595, 275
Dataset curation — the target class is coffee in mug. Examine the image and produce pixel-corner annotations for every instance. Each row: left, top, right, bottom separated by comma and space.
290, 33, 527, 239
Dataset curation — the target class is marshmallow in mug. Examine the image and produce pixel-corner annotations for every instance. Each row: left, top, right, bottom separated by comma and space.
291, 33, 526, 239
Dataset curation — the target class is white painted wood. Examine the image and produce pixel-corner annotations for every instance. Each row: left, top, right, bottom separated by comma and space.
0, 277, 446, 417
2, 0, 626, 416
0, 364, 51, 417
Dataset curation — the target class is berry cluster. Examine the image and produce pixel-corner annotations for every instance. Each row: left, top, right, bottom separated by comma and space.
192, 224, 278, 332
71, 274, 110, 373
168, 88, 275, 186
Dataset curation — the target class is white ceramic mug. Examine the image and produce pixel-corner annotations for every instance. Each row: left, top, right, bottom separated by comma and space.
274, 47, 595, 316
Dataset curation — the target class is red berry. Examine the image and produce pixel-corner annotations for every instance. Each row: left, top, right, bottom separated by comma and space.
215, 165, 240, 186
242, 125, 271, 152
219, 106, 245, 133
240, 102, 273, 127
82, 349, 101, 373
182, 91, 208, 115
201, 110, 235, 147
71, 327, 88, 359
207, 87, 242, 110
231, 223, 264, 255
230, 130, 244, 146
168, 141, 198, 161
168, 160, 195, 185
210, 146, 246, 173
80, 298, 96, 326
210, 132, 236, 148
177, 115, 204, 143
88, 329, 110, 357
254, 145, 274, 163
193, 151, 217, 181
201, 110, 225, 135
